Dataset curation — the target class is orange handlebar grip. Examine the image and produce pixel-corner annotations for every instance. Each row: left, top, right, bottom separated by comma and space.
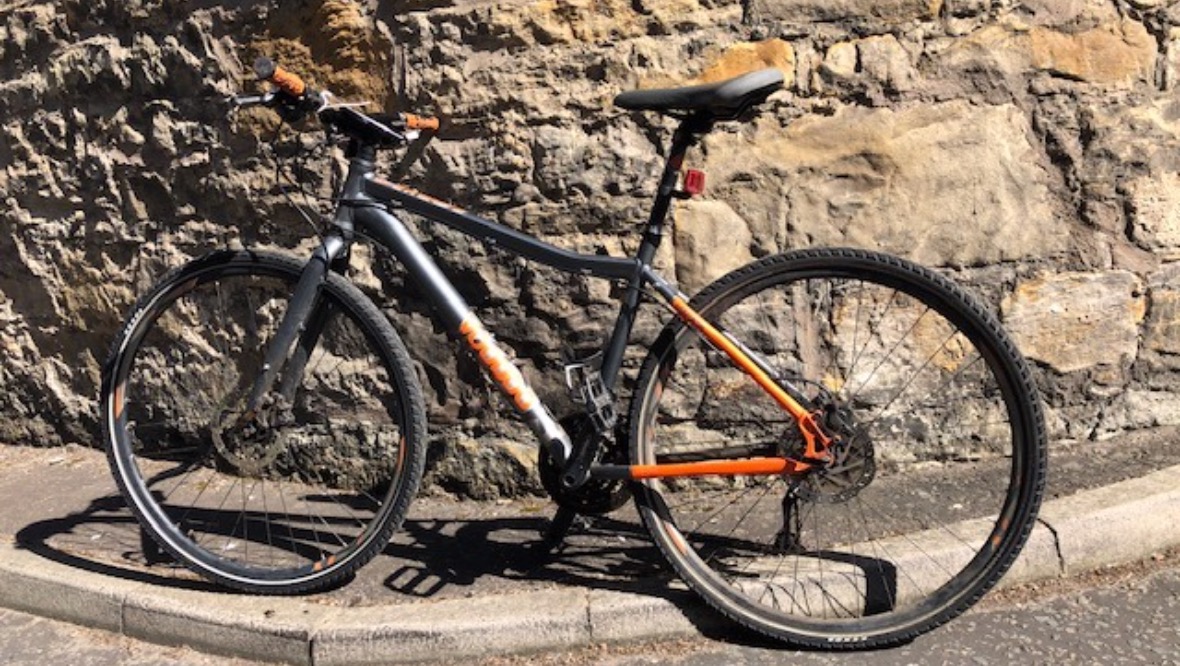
254, 56, 306, 97
270, 67, 306, 97
404, 113, 440, 132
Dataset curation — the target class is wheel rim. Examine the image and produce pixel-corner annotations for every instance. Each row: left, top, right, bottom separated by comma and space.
106, 263, 411, 587
634, 255, 1040, 641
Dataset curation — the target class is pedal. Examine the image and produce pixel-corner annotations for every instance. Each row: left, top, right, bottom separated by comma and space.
563, 352, 617, 434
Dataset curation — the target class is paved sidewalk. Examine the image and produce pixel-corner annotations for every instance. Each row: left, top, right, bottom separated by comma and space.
0, 429, 1178, 665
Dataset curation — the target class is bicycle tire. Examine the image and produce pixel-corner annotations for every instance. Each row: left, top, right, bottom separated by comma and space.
101, 249, 427, 594
628, 248, 1046, 648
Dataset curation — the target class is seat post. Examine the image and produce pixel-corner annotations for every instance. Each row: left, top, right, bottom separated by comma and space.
640, 113, 713, 260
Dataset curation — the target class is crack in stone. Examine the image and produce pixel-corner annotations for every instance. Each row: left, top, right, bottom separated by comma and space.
1037, 517, 1066, 575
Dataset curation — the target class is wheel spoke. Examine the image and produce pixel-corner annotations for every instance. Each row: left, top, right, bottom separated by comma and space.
104, 252, 424, 592
632, 250, 1044, 646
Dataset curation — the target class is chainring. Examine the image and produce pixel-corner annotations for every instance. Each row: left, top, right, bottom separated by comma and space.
538, 415, 632, 515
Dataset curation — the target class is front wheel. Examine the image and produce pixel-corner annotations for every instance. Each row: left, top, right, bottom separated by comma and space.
628, 248, 1046, 648
101, 250, 427, 593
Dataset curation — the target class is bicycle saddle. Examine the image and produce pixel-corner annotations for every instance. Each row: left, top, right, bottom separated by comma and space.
614, 68, 784, 120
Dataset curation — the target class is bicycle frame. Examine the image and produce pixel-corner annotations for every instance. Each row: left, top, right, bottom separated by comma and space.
101, 64, 1044, 638
254, 120, 831, 485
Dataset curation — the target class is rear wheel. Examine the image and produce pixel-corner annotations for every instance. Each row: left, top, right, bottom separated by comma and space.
629, 248, 1046, 647
101, 250, 427, 593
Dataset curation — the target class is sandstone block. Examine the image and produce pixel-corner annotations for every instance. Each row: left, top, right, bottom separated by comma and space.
751, 0, 941, 24
944, 18, 1157, 85
815, 34, 917, 92
1143, 265, 1180, 359
697, 39, 795, 87
1129, 173, 1180, 257
1117, 390, 1180, 430
1165, 26, 1180, 90
857, 35, 917, 91
1144, 289, 1180, 358
1016, 0, 1120, 27
820, 42, 859, 81
484, 0, 724, 47
1029, 19, 1156, 85
672, 200, 755, 294
699, 101, 1064, 267
1001, 272, 1146, 373
423, 435, 543, 499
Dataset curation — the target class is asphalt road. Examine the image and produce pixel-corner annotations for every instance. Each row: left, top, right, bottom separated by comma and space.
474, 550, 1180, 666
0, 608, 257, 666
0, 551, 1175, 666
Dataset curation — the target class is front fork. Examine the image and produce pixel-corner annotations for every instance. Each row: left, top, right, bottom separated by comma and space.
244, 233, 349, 416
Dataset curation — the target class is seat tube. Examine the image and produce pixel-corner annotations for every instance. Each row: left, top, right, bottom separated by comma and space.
646, 115, 708, 234
601, 118, 705, 386
355, 205, 574, 465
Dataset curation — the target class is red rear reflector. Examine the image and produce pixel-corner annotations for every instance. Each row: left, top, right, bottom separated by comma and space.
683, 169, 706, 196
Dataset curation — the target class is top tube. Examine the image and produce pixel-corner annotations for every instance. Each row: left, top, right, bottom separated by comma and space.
361, 174, 643, 282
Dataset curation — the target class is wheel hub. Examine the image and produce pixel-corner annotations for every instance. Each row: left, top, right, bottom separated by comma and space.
784, 402, 876, 504
209, 393, 292, 477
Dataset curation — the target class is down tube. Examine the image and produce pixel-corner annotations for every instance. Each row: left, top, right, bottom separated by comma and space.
354, 205, 573, 464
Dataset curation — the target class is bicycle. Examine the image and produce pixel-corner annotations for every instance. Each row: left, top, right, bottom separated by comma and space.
100, 57, 1047, 649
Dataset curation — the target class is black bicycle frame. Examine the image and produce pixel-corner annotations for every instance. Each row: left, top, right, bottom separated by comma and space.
315, 124, 683, 462
249, 118, 825, 482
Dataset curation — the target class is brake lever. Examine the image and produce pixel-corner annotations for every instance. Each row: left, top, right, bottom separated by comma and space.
315, 90, 371, 114
229, 91, 276, 111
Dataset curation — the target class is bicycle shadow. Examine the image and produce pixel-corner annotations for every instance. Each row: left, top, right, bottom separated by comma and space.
14, 493, 903, 650
13, 493, 223, 593
12, 491, 672, 600
380, 509, 670, 599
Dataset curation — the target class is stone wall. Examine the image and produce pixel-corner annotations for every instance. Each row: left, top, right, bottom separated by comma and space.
4, 0, 1180, 496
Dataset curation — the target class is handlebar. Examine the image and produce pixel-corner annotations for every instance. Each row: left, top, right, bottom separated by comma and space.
234, 56, 441, 148
403, 113, 440, 132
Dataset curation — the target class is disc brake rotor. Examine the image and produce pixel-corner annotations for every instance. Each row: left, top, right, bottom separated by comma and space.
784, 404, 877, 504
209, 393, 292, 477
793, 430, 876, 503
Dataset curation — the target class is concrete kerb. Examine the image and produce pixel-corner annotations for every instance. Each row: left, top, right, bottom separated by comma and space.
1038, 465, 1180, 575
0, 542, 126, 635
0, 465, 1176, 665
312, 589, 593, 665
